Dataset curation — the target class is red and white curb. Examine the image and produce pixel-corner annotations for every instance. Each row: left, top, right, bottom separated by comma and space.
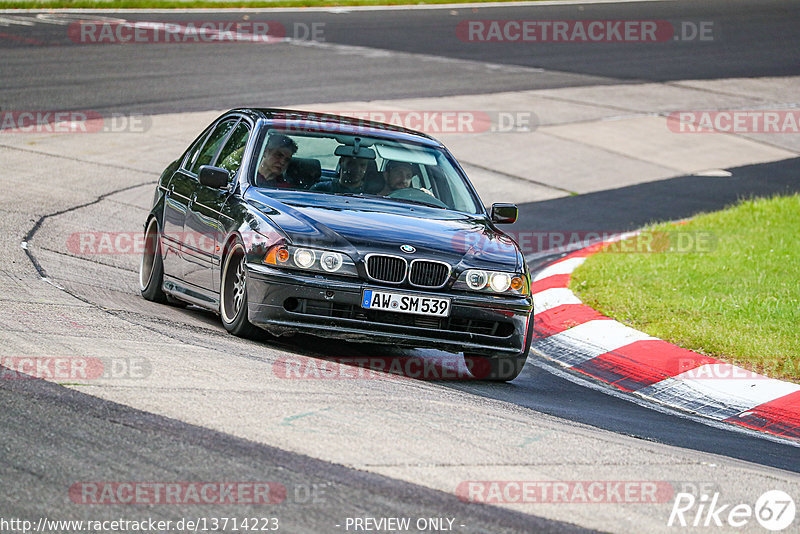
530, 240, 800, 442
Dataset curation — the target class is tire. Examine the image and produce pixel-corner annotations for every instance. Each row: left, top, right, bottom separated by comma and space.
464, 353, 528, 381
139, 218, 168, 303
165, 294, 188, 308
465, 314, 534, 381
220, 239, 260, 338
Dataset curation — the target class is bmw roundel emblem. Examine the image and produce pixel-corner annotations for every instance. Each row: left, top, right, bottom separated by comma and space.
400, 244, 416, 253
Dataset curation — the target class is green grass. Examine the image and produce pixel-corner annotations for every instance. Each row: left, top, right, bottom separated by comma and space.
571, 194, 800, 382
0, 0, 536, 9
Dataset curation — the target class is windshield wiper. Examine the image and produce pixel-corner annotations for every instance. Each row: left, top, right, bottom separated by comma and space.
327, 192, 447, 209
322, 192, 381, 200
384, 196, 447, 209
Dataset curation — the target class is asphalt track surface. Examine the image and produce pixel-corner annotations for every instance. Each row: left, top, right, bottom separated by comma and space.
1, 376, 587, 533
0, 0, 799, 113
2, 1, 800, 532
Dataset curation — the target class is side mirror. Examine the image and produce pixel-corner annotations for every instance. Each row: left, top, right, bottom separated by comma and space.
198, 165, 230, 188
491, 203, 518, 224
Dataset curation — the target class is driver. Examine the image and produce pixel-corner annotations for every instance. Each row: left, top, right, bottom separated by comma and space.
378, 160, 414, 195
312, 156, 369, 193
255, 134, 298, 188
379, 160, 434, 197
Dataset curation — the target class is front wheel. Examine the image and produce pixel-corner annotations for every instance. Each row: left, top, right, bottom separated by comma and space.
465, 314, 533, 381
220, 239, 259, 338
464, 353, 528, 381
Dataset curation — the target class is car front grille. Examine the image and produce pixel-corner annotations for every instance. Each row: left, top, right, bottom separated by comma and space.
284, 298, 514, 338
365, 255, 451, 287
409, 260, 450, 288
365, 255, 407, 284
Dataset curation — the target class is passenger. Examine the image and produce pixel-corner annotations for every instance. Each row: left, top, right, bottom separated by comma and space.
311, 156, 369, 193
378, 161, 414, 196
255, 134, 298, 188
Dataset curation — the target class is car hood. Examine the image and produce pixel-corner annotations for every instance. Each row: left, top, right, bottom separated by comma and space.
246, 190, 521, 270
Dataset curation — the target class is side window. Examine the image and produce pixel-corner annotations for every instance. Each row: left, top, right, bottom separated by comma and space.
412, 169, 436, 192
182, 129, 211, 171
216, 122, 251, 177
189, 120, 237, 174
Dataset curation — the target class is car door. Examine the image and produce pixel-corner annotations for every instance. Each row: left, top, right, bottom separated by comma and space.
161, 128, 211, 282
164, 118, 238, 287
183, 119, 251, 293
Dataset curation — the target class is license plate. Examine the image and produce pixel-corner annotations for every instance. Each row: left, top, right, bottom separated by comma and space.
361, 289, 451, 317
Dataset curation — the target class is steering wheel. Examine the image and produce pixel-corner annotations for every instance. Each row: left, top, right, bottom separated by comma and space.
387, 187, 449, 208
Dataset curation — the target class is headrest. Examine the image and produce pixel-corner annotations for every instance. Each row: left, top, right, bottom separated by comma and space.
363, 160, 385, 194
286, 158, 322, 189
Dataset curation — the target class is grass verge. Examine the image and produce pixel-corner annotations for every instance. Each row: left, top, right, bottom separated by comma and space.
571, 194, 800, 382
0, 0, 535, 9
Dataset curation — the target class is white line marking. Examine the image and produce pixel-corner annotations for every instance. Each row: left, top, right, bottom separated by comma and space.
1, 1, 679, 15
284, 38, 543, 75
666, 364, 800, 410
532, 319, 646, 367
533, 287, 582, 313
555, 319, 655, 352
533, 256, 586, 281
0, 16, 36, 26
532, 355, 800, 448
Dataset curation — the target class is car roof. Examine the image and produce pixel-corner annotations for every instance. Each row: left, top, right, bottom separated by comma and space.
228, 107, 443, 147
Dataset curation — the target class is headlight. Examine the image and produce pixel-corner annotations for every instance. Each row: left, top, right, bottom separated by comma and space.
294, 248, 316, 269
466, 270, 488, 290
489, 272, 512, 292
320, 251, 343, 272
264, 245, 357, 277
455, 269, 528, 296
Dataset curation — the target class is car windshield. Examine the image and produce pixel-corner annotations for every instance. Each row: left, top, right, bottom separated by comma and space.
252, 129, 483, 214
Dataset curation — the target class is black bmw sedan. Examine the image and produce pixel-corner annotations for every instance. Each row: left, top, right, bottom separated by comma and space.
139, 109, 533, 380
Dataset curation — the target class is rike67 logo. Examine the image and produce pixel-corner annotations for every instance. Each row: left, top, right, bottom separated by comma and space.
668, 490, 796, 531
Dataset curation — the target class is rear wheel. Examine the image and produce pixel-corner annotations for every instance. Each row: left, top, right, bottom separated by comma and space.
220, 239, 259, 338
139, 218, 167, 303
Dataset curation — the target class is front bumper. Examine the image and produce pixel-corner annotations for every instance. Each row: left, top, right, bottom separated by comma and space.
246, 264, 532, 356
